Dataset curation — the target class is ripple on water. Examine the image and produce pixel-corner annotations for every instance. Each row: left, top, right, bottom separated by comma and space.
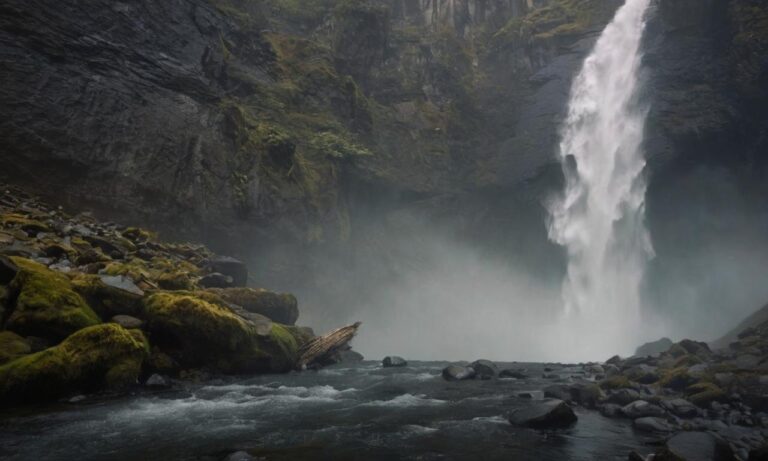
361, 393, 447, 407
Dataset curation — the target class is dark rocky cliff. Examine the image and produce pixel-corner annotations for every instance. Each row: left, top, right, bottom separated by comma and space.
1, 0, 767, 330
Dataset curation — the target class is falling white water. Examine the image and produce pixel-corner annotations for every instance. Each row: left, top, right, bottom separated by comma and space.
548, 0, 655, 357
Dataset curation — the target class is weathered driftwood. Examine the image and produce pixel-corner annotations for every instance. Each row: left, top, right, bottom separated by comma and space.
298, 321, 361, 368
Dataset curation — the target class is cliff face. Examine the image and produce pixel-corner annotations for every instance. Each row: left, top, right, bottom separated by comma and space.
1, 0, 767, 321
0, 0, 621, 251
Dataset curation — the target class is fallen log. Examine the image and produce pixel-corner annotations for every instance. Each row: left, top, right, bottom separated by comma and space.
298, 321, 361, 368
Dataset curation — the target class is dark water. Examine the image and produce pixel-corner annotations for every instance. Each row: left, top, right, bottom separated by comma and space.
0, 361, 656, 460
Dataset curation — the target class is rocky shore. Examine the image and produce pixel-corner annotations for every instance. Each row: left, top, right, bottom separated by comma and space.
434, 330, 768, 460
0, 185, 334, 406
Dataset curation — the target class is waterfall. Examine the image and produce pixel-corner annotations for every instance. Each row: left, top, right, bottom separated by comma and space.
548, 0, 654, 356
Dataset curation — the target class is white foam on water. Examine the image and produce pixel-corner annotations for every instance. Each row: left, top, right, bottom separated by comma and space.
361, 393, 447, 407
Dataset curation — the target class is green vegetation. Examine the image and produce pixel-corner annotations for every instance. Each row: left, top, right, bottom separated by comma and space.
7, 257, 100, 341
0, 324, 148, 405
0, 331, 31, 365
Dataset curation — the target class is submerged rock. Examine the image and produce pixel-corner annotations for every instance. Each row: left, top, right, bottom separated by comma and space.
382, 356, 408, 368
508, 399, 578, 429
145, 374, 170, 389
0, 324, 148, 405
442, 365, 476, 381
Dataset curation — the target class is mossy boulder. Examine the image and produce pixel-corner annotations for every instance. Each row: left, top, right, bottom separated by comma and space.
0, 324, 148, 406
686, 382, 726, 407
659, 367, 699, 391
600, 375, 633, 390
0, 331, 31, 365
72, 274, 144, 319
143, 292, 301, 373
6, 258, 100, 341
206, 287, 299, 325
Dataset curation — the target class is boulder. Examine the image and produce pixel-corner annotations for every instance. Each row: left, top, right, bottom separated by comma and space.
382, 356, 408, 368
508, 399, 578, 429
606, 355, 623, 365
142, 291, 301, 373
111, 315, 143, 329
206, 257, 248, 287
635, 337, 674, 357
6, 257, 100, 341
442, 365, 476, 381
606, 388, 642, 406
544, 384, 571, 401
569, 383, 604, 409
199, 273, 233, 288
686, 382, 726, 407
0, 324, 148, 406
0, 331, 31, 365
206, 287, 299, 325
661, 398, 698, 418
633, 416, 674, 433
223, 451, 256, 461
337, 349, 364, 363
499, 369, 528, 379
599, 403, 623, 417
654, 431, 736, 461
626, 364, 660, 384
470, 359, 498, 379
622, 400, 666, 418
72, 274, 144, 318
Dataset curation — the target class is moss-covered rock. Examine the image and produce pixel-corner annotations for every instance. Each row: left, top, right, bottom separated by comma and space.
0, 324, 148, 405
686, 382, 726, 407
72, 274, 144, 319
659, 367, 699, 391
0, 331, 31, 365
6, 257, 100, 341
157, 272, 195, 291
600, 375, 633, 390
206, 287, 299, 325
143, 291, 300, 373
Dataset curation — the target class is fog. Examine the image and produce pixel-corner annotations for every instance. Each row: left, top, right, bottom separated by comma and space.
250, 157, 768, 364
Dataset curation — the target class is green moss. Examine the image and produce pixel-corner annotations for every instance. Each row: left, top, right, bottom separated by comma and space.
0, 331, 31, 365
309, 132, 372, 160
121, 227, 153, 243
206, 287, 299, 324
659, 367, 698, 391
71, 274, 144, 319
0, 324, 148, 405
0, 213, 51, 234
686, 382, 725, 407
143, 291, 303, 373
157, 272, 196, 291
7, 258, 100, 341
600, 375, 632, 390
673, 354, 704, 368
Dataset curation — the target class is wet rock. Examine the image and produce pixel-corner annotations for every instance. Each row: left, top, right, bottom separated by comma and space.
750, 445, 768, 461
544, 384, 571, 401
76, 247, 111, 265
634, 416, 674, 433
607, 389, 642, 406
635, 337, 674, 357
654, 431, 736, 461
662, 398, 699, 418
382, 356, 407, 368
622, 400, 666, 418
99, 275, 144, 296
7, 257, 100, 341
508, 399, 578, 429
0, 324, 148, 405
0, 255, 19, 284
600, 403, 623, 417
585, 364, 605, 375
470, 359, 498, 379
199, 272, 234, 289
569, 383, 604, 409
145, 374, 170, 389
442, 365, 476, 381
207, 257, 248, 287
606, 355, 623, 365
68, 395, 86, 403
626, 364, 660, 384
111, 315, 143, 329
206, 287, 299, 325
499, 369, 528, 379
